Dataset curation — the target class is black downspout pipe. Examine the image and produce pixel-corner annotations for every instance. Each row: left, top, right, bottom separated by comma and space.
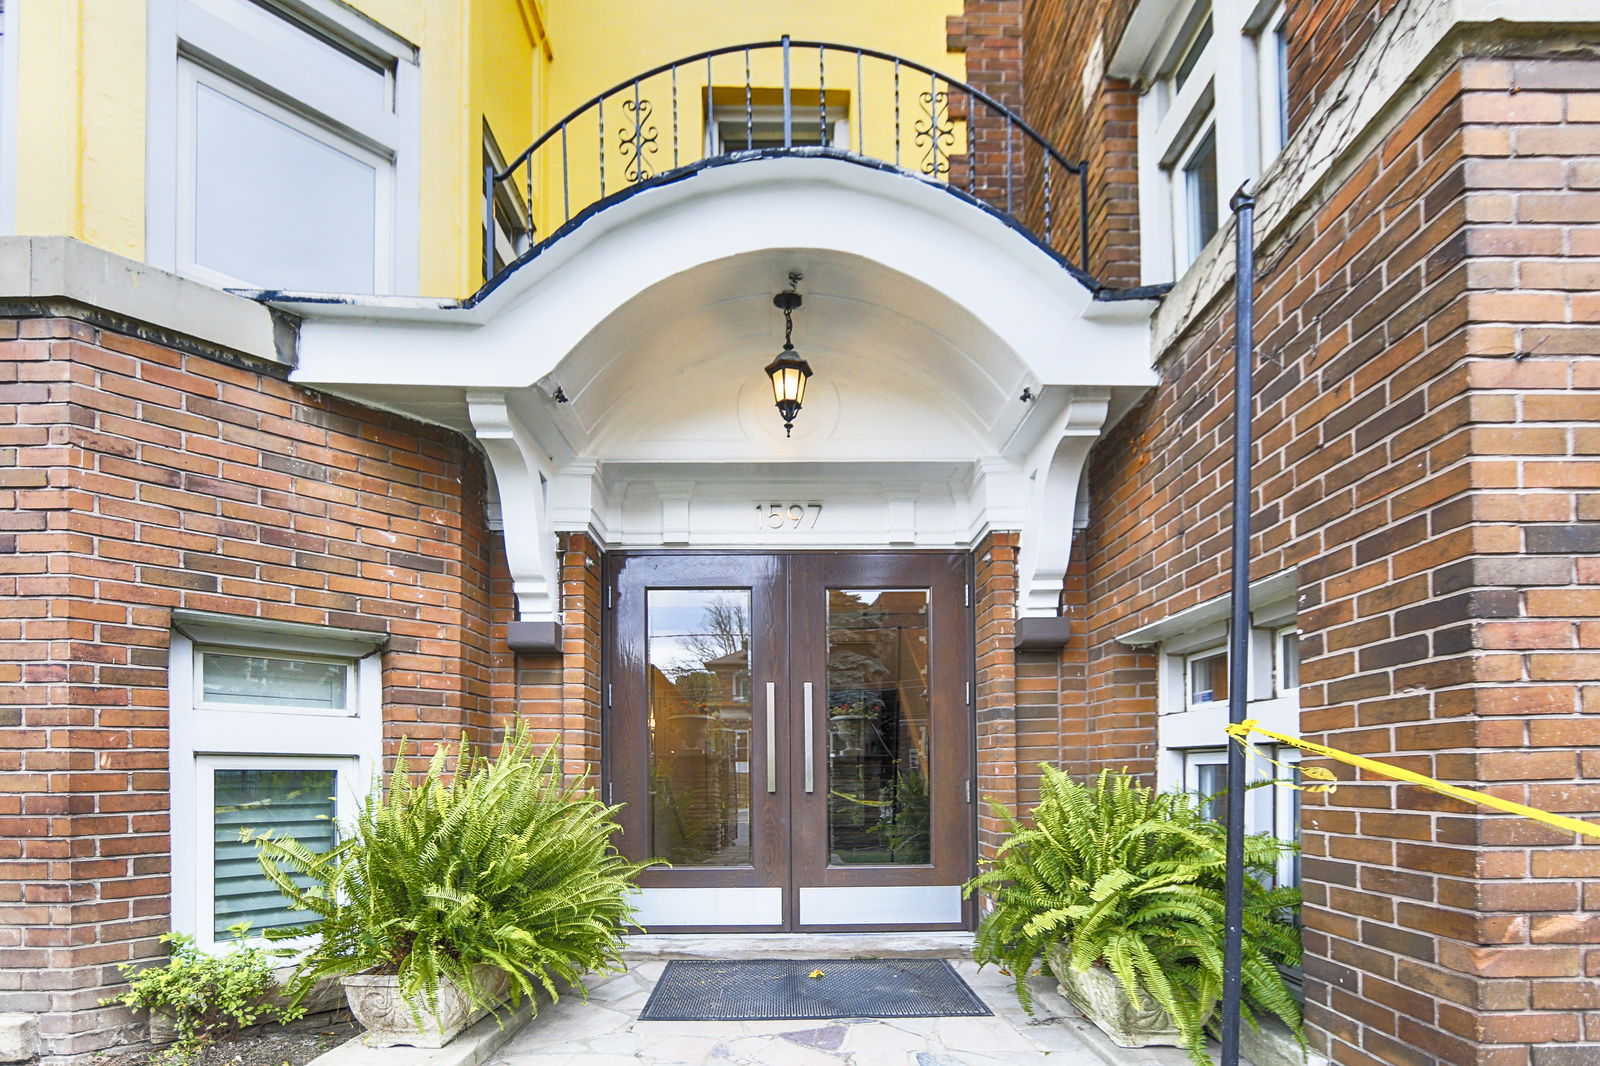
1220, 184, 1256, 1066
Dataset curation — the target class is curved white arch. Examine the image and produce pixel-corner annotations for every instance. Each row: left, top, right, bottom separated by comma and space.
288, 156, 1153, 393
277, 155, 1158, 624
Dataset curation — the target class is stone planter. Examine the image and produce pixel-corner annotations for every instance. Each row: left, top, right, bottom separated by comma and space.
1048, 943, 1212, 1049
341, 968, 510, 1049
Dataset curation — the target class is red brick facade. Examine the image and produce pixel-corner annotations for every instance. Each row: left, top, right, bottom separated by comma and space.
4, 5, 1600, 1066
1053, 48, 1600, 1066
0, 317, 530, 1055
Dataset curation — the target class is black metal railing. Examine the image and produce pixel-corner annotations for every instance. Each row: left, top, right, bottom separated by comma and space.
485, 37, 1091, 287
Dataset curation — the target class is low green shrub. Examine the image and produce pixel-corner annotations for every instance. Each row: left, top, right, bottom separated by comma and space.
965, 766, 1303, 1065
102, 925, 303, 1059
248, 724, 653, 1023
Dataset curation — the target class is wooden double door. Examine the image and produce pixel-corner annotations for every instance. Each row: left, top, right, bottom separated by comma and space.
606, 552, 975, 932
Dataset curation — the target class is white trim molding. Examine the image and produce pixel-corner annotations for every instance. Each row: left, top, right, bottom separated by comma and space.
0, 0, 18, 235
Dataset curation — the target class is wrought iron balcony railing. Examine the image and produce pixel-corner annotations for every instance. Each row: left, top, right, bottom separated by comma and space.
484, 37, 1092, 289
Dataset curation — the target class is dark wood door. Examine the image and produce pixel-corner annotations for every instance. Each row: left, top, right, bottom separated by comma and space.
606, 551, 973, 932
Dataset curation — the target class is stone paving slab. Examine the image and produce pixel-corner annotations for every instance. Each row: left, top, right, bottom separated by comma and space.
483, 958, 1199, 1066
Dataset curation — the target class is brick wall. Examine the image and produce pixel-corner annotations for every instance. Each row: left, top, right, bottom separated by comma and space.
1072, 51, 1600, 1066
973, 531, 1019, 859
1288, 0, 1404, 137
0, 316, 535, 1058
1021, 0, 1142, 285
947, 0, 1024, 220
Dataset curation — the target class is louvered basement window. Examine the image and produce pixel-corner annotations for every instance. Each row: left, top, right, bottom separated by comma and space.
210, 766, 339, 940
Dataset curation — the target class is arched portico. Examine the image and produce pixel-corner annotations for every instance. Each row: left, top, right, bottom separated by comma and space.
270, 157, 1157, 626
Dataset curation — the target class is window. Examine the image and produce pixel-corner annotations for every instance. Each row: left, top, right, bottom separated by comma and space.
1115, 0, 1293, 281
1182, 745, 1301, 888
484, 125, 533, 280
1179, 124, 1220, 265
1120, 570, 1302, 886
197, 648, 354, 713
1186, 648, 1228, 707
1274, 626, 1299, 695
149, 0, 420, 293
200, 756, 349, 941
169, 611, 384, 949
707, 97, 848, 154
1253, 2, 1290, 160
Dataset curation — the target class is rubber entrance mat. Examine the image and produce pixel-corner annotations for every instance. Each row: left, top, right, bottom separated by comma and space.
637, 958, 992, 1021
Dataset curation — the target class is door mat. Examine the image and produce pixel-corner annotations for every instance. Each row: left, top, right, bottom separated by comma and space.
637, 958, 993, 1021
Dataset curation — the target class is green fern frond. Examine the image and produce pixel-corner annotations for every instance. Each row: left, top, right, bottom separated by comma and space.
967, 765, 1304, 1062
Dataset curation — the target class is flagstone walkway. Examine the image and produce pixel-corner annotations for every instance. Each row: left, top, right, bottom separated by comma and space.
486, 959, 1189, 1066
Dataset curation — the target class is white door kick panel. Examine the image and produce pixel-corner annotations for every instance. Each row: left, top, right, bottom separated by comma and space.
628, 887, 783, 927
798, 885, 963, 926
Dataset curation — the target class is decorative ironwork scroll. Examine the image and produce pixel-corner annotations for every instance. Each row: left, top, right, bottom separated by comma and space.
619, 97, 659, 184
914, 90, 955, 179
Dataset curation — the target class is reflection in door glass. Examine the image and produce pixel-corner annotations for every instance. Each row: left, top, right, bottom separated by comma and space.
826, 588, 932, 865
646, 589, 753, 866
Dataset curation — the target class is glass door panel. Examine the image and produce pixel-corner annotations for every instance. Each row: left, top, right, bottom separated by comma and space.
825, 588, 932, 866
646, 589, 754, 867
789, 553, 972, 930
609, 554, 788, 931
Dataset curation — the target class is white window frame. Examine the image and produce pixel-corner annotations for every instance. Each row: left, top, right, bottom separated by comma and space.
1183, 645, 1229, 711
174, 59, 396, 293
1117, 0, 1283, 283
707, 101, 850, 155
169, 611, 384, 952
484, 123, 533, 281
1273, 624, 1299, 697
146, 0, 420, 294
1250, 1, 1289, 163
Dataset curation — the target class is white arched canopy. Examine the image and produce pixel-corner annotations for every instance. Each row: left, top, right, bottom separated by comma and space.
271, 156, 1157, 624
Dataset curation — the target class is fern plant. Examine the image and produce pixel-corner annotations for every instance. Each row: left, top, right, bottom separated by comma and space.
247, 725, 653, 1023
965, 766, 1303, 1065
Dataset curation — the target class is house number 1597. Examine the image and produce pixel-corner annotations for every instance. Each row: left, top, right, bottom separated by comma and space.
757, 503, 822, 530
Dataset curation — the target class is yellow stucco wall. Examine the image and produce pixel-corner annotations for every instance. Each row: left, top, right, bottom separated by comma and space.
7, 0, 958, 299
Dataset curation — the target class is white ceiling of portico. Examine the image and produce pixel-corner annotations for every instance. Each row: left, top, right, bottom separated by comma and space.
536, 247, 1023, 462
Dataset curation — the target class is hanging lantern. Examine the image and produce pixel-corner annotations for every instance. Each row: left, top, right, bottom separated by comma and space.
765, 290, 812, 438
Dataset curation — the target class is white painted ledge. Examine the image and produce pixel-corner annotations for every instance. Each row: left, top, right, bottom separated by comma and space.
0, 236, 286, 366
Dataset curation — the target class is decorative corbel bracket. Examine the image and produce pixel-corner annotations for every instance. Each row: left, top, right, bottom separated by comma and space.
1015, 386, 1111, 621
466, 391, 560, 638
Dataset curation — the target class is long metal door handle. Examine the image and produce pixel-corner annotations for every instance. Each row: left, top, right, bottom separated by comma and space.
765, 682, 777, 793
803, 682, 815, 794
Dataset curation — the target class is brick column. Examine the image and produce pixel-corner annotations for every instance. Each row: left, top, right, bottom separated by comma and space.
557, 532, 603, 783
946, 0, 1023, 218
973, 531, 1020, 860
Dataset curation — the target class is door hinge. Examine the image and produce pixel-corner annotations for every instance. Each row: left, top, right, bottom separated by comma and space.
606, 585, 614, 609
964, 681, 971, 705
964, 584, 971, 608
965, 779, 972, 803
605, 683, 612, 708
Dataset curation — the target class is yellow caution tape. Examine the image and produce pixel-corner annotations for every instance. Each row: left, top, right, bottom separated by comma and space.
1225, 719, 1600, 842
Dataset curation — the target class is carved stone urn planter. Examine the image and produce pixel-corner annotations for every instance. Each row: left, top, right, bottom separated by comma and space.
1047, 943, 1212, 1049
341, 968, 511, 1049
